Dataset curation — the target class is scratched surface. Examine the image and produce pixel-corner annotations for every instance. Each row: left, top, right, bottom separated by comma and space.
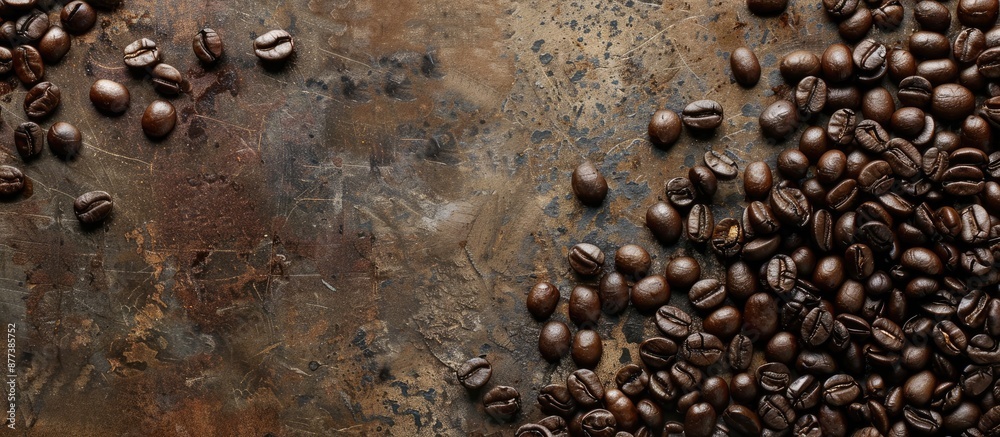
0, 0, 858, 435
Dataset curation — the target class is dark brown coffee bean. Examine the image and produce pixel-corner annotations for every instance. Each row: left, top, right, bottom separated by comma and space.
685, 403, 717, 437
933, 320, 968, 356
858, 160, 894, 195
979, 47, 1000, 78
640, 337, 678, 370
23, 81, 59, 120
193, 28, 224, 64
689, 279, 726, 311
731, 372, 758, 405
827, 108, 857, 146
795, 76, 827, 116
932, 83, 976, 121
801, 306, 834, 346
631, 275, 669, 313
861, 87, 895, 125
456, 356, 492, 389
526, 282, 559, 320
703, 305, 742, 339
915, 1, 951, 32
956, 28, 988, 64
13, 121, 42, 161
571, 330, 603, 369
888, 49, 918, 83
827, 86, 863, 111
822, 44, 854, 83
538, 321, 571, 362
680, 332, 724, 366
757, 362, 792, 393
824, 0, 859, 18
855, 120, 890, 154
788, 375, 822, 411
765, 331, 800, 365
687, 203, 714, 243
958, 0, 999, 29
745, 292, 780, 339
665, 256, 700, 289
898, 76, 933, 109
141, 100, 177, 138
648, 109, 682, 147
151, 63, 189, 96
14, 10, 46, 44
47, 121, 80, 161
73, 191, 113, 224
890, 107, 926, 139
123, 38, 161, 70
12, 45, 42, 85
704, 150, 739, 180
724, 404, 763, 435
89, 79, 129, 115
959, 289, 990, 329
61, 1, 95, 34
824, 374, 861, 407
743, 163, 773, 201
839, 7, 873, 42
483, 386, 520, 421
781, 50, 822, 82
689, 165, 717, 199
711, 218, 744, 258
568, 243, 604, 276
770, 185, 812, 227
681, 100, 723, 130
655, 306, 692, 339
942, 164, 985, 196
872, 0, 903, 30
670, 361, 704, 392
515, 423, 552, 437
569, 285, 601, 327
37, 26, 70, 64
604, 389, 638, 432
726, 334, 753, 371
254, 29, 295, 63
598, 273, 629, 315
0, 166, 25, 197
614, 364, 647, 398
666, 177, 696, 208
904, 406, 941, 435
759, 394, 796, 430
731, 46, 761, 87
571, 161, 608, 206
910, 31, 952, 60
760, 99, 800, 140
646, 201, 683, 244
917, 58, 960, 85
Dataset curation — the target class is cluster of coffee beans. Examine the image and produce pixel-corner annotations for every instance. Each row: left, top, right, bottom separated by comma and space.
0, 1, 296, 227
491, 0, 1000, 436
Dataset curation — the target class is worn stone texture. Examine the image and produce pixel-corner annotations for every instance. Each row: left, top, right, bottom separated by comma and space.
0, 0, 856, 435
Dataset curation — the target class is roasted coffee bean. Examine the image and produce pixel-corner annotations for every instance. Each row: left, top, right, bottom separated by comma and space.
770, 185, 812, 227
777, 149, 810, 180
764, 254, 797, 295
193, 28, 224, 64
727, 334, 753, 371
958, 0, 999, 29
665, 256, 700, 289
151, 63, 189, 96
526, 282, 559, 320
760, 99, 800, 140
766, 331, 800, 365
759, 394, 796, 430
889, 49, 918, 83
615, 364, 647, 398
932, 83, 976, 121
646, 202, 682, 244
724, 404, 763, 435
47, 121, 81, 161
963, 365, 994, 396
13, 121, 42, 161
943, 402, 982, 433
858, 160, 894, 195
904, 406, 941, 435
687, 204, 714, 243
795, 76, 827, 116
882, 138, 921, 178
781, 50, 822, 82
959, 289, 990, 329
915, 1, 951, 32
37, 26, 70, 64
917, 58, 960, 85
604, 389, 638, 432
670, 361, 704, 392
568, 243, 604, 276
515, 423, 551, 437
13, 45, 42, 85
655, 306, 692, 339
820, 44, 854, 84
123, 38, 160, 70
689, 279, 726, 311
703, 306, 742, 339
141, 100, 177, 138
711, 218, 744, 258
0, 166, 25, 197
636, 399, 663, 431
898, 76, 933, 108
788, 375, 822, 411
862, 87, 895, 125
824, 374, 861, 406
890, 108, 926, 139
748, 201, 781, 235
0, 47, 11, 76
640, 337, 678, 370
23, 81, 58, 120
665, 177, 696, 208
680, 332, 724, 367
571, 161, 608, 206
745, 292, 780, 339
731, 372, 759, 405
569, 285, 601, 327
61, 1, 95, 34
15, 10, 47, 43
801, 306, 834, 346
827, 108, 858, 146
705, 150, 738, 179
980, 47, 1000, 78
872, 0, 902, 30
456, 356, 492, 389
933, 320, 968, 356
599, 273, 629, 315
823, 0, 859, 18
910, 31, 952, 60
681, 100, 723, 130
689, 165, 717, 199
571, 330, 603, 369
539, 321, 571, 362
827, 85, 863, 111
855, 120, 890, 153
983, 96, 1000, 126
649, 109, 682, 147
872, 317, 905, 352
631, 275, 669, 313
758, 362, 792, 393
731, 46, 761, 87
74, 191, 113, 225
854, 39, 888, 81
255, 29, 295, 63
942, 164, 985, 196
800, 125, 830, 163
89, 79, 129, 115
685, 403, 716, 437
483, 386, 520, 421
957, 28, 988, 64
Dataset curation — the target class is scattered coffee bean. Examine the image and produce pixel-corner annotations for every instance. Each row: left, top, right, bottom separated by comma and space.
254, 29, 295, 63
193, 28, 224, 64
141, 99, 177, 138
89, 79, 129, 115
648, 109, 681, 147
14, 122, 42, 161
483, 386, 520, 421
456, 356, 492, 389
0, 166, 25, 197
74, 191, 112, 224
150, 63, 189, 96
123, 38, 160, 69
61, 1, 96, 34
731, 46, 761, 87
47, 121, 80, 160
23, 81, 59, 120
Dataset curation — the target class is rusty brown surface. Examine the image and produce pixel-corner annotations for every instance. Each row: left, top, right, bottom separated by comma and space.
0, 0, 860, 435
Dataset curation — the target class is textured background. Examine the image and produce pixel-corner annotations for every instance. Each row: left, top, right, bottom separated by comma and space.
0, 0, 882, 435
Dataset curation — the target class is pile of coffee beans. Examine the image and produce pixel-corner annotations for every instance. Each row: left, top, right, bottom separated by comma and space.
0, 1, 296, 227
460, 0, 1000, 436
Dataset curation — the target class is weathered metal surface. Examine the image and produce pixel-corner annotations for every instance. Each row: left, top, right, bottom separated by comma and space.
0, 0, 844, 435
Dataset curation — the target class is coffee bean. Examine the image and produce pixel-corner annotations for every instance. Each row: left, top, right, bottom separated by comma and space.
727, 260, 758, 301
37, 26, 70, 64
686, 204, 714, 243
770, 185, 812, 227
0, 165, 25, 197
760, 99, 800, 140
823, 0, 859, 18
685, 403, 717, 437
572, 161, 608, 206
483, 386, 520, 421
748, 201, 781, 236
680, 332, 724, 367
822, 43, 854, 83
571, 330, 602, 369
731, 372, 758, 406
918, 58, 960, 85
704, 150, 738, 180
795, 76, 827, 116
193, 28, 224, 64
956, 28, 988, 64
958, 0, 999, 29
631, 275, 669, 313
74, 191, 113, 225
123, 38, 161, 70
689, 279, 726, 311
944, 402, 982, 433
731, 47, 761, 87
566, 244, 604, 277
759, 394, 796, 430
824, 374, 861, 407
827, 108, 858, 146
598, 273, 629, 315
23, 81, 59, 120
711, 218, 744, 258
674, 102, 724, 135
788, 375, 822, 411
569, 285, 601, 327
979, 47, 1000, 78
47, 121, 81, 161
827, 85, 863, 110
904, 406, 941, 435
932, 83, 976, 121
141, 100, 177, 138
655, 305, 692, 339
89, 79, 129, 115
689, 165, 717, 198
538, 321, 570, 362
942, 164, 985, 196
15, 10, 47, 44
777, 149, 810, 180
254, 29, 295, 63
61, 1, 95, 34
636, 399, 663, 431
456, 356, 492, 389
933, 320, 968, 356
13, 45, 43, 85
665, 256, 700, 289
861, 87, 895, 125
959, 289, 990, 329
781, 50, 822, 82
858, 160, 894, 195
758, 362, 792, 393
910, 31, 952, 60
801, 307, 834, 346
614, 364, 647, 398
745, 292, 780, 339
567, 369, 604, 408
639, 337, 678, 370
646, 201, 682, 244
726, 334, 753, 371
151, 63, 189, 96
765, 331, 800, 364
515, 423, 551, 437
915, 1, 951, 32
13, 122, 42, 161
666, 177, 696, 208
898, 76, 933, 109
873, 0, 903, 30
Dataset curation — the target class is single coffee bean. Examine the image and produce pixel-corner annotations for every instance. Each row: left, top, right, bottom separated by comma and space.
687, 204, 714, 243
873, 0, 903, 30
639, 337, 678, 370
731, 372, 758, 405
571, 330, 602, 369
13, 45, 43, 85
760, 99, 800, 140
682, 100, 723, 130
539, 321, 571, 362
801, 306, 834, 346
931, 83, 976, 121
665, 177, 696, 208
568, 243, 604, 276
37, 26, 70, 64
604, 389, 638, 432
903, 406, 941, 435
728, 334, 753, 371
898, 76, 933, 108
569, 285, 601, 327
680, 332, 724, 367
956, 27, 988, 64
821, 43, 854, 83
456, 356, 492, 389
483, 386, 520, 421
631, 275, 669, 313
777, 149, 810, 180
711, 218, 744, 258
646, 202, 682, 244
827, 108, 857, 146
647, 369, 679, 403
745, 292, 780, 339
759, 394, 796, 430
648, 109, 681, 147
902, 370, 936, 406
0, 47, 11, 76
13, 122, 42, 161
770, 185, 811, 227
74, 191, 113, 224
572, 161, 608, 206
979, 47, 1000, 78
665, 256, 700, 289
141, 100, 177, 138
758, 362, 792, 393
788, 375, 822, 411
704, 150, 738, 179
910, 31, 952, 60
933, 320, 968, 356
655, 305, 692, 339
689, 279, 726, 311
942, 164, 985, 196
958, 0, 999, 29
727, 261, 758, 301
0, 166, 25, 197
731, 46, 761, 87
795, 76, 827, 116
23, 81, 59, 120
689, 165, 717, 198
888, 49, 918, 83
823, 0, 859, 19
614, 244, 649, 280
917, 58, 960, 85
150, 63, 189, 96
254, 29, 295, 62
47, 121, 81, 161
61, 1, 95, 34
861, 87, 895, 125
567, 369, 604, 408
915, 1, 951, 32
599, 272, 629, 315
685, 403, 717, 437
858, 160, 894, 195
526, 281, 559, 320
193, 28, 224, 64
615, 364, 648, 398
882, 138, 921, 178
748, 201, 781, 236
781, 50, 822, 82
855, 120, 890, 153
824, 374, 861, 407
89, 79, 130, 115
15, 10, 47, 43
123, 38, 161, 70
